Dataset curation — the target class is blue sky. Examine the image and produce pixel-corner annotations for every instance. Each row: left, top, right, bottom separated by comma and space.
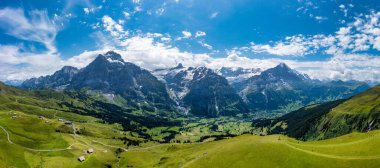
0, 0, 380, 82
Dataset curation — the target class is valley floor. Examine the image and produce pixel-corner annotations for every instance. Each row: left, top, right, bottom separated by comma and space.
1, 110, 380, 168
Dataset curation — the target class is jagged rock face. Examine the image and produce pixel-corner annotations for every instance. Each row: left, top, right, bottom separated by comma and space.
22, 51, 175, 111
22, 66, 79, 90
68, 51, 175, 110
234, 63, 370, 113
158, 65, 249, 117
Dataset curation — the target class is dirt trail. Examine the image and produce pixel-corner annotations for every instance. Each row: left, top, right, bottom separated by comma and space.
0, 125, 13, 144
181, 152, 208, 168
286, 133, 379, 148
0, 125, 76, 152
284, 142, 380, 160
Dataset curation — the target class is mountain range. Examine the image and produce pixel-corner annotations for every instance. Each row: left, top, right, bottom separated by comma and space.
153, 64, 248, 117
22, 51, 370, 117
232, 63, 370, 114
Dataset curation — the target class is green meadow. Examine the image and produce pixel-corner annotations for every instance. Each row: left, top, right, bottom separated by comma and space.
1, 109, 380, 167
120, 131, 380, 168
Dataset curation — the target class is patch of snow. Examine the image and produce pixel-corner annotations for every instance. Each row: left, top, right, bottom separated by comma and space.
103, 93, 115, 103
107, 58, 125, 65
55, 84, 69, 90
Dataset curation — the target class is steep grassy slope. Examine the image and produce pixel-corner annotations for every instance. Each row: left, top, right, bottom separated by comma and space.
253, 100, 345, 139
304, 85, 380, 140
254, 85, 380, 140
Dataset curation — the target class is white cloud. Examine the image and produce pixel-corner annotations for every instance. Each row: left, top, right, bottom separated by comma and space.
123, 11, 131, 19
133, 6, 143, 13
248, 11, 380, 56
63, 10, 380, 83
339, 4, 348, 17
209, 12, 219, 19
181, 31, 192, 38
156, 8, 165, 15
373, 36, 380, 50
0, 8, 64, 80
83, 6, 102, 15
65, 36, 212, 70
0, 8, 58, 53
101, 15, 128, 45
195, 31, 206, 38
198, 41, 213, 50
63, 34, 380, 83
250, 35, 314, 56
161, 37, 171, 42
3, 8, 380, 83
132, 0, 141, 4
315, 16, 327, 22
84, 8, 90, 15
251, 43, 309, 56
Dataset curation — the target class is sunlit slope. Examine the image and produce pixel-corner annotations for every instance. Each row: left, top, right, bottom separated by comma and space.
121, 131, 380, 168
0, 111, 123, 168
305, 85, 380, 140
254, 85, 380, 140
1, 108, 380, 167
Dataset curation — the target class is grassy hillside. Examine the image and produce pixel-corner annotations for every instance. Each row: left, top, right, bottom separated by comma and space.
253, 100, 345, 139
305, 85, 380, 140
1, 83, 380, 167
2, 108, 380, 167
120, 131, 380, 168
254, 85, 380, 140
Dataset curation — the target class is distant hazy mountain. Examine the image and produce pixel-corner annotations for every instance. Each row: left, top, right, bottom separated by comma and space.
3, 80, 24, 87
153, 64, 249, 117
22, 66, 79, 90
234, 63, 370, 113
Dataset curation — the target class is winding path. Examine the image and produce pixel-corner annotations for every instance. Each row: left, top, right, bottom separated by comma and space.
286, 133, 380, 148
0, 125, 76, 152
91, 140, 128, 151
283, 142, 380, 160
0, 125, 13, 144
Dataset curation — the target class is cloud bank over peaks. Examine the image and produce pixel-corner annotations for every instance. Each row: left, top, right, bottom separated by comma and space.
0, 6, 380, 84
249, 11, 380, 57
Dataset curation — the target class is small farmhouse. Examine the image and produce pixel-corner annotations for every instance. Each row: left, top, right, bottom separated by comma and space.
78, 156, 85, 162
87, 148, 94, 153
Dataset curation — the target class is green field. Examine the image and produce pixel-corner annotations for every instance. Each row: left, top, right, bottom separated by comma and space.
1, 109, 380, 167
120, 131, 380, 168
1, 83, 380, 167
